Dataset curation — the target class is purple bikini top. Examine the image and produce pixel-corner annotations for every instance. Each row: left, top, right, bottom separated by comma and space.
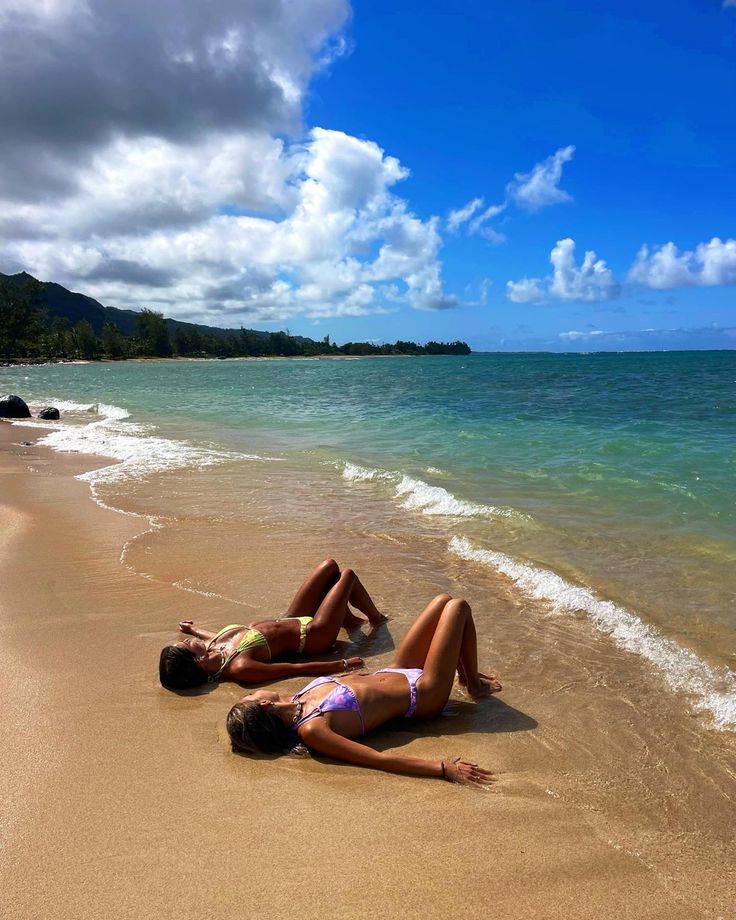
292, 676, 366, 734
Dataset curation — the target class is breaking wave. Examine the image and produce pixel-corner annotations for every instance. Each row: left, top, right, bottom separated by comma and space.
449, 535, 736, 731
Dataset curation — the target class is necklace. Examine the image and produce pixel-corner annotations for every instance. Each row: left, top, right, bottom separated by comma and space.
292, 699, 304, 725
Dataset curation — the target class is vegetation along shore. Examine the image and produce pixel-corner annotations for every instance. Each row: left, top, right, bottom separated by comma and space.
0, 272, 470, 362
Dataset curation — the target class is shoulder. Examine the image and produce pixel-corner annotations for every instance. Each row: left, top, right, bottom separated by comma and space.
227, 657, 261, 681
297, 716, 329, 746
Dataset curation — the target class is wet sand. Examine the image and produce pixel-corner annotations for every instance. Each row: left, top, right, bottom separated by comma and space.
1, 420, 734, 920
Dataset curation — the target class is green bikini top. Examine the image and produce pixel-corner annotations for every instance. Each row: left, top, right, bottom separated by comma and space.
209, 624, 271, 679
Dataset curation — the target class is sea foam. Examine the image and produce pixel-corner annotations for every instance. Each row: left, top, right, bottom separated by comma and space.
340, 461, 517, 519
449, 535, 736, 730
15, 398, 270, 489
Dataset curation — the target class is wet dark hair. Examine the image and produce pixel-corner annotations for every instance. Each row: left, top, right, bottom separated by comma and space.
159, 645, 207, 690
227, 701, 295, 755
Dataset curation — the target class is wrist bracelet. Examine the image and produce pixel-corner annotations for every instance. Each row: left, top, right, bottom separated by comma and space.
342, 658, 349, 671
440, 760, 447, 781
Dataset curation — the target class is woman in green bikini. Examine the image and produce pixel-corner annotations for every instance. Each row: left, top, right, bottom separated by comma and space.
158, 559, 386, 691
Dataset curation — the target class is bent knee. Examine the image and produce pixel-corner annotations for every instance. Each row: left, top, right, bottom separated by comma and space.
433, 592, 452, 606
446, 597, 470, 616
318, 558, 340, 576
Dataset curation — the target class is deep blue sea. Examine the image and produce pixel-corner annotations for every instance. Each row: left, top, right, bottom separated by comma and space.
2, 351, 734, 728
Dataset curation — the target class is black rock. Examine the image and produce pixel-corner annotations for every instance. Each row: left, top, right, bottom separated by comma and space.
38, 407, 60, 420
0, 395, 31, 418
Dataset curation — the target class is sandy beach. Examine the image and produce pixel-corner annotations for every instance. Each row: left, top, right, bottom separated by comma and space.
1, 419, 734, 920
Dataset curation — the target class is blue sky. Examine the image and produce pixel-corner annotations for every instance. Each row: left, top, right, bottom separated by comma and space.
1, 0, 735, 350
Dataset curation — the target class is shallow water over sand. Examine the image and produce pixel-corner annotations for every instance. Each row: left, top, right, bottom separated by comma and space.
2, 352, 734, 688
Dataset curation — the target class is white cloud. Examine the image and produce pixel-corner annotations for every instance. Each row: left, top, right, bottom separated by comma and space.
447, 144, 574, 245
0, 0, 352, 199
553, 325, 736, 351
506, 277, 546, 304
2, 128, 455, 322
550, 238, 618, 301
629, 238, 736, 289
446, 197, 506, 246
447, 197, 484, 233
559, 329, 604, 340
506, 238, 618, 304
0, 3, 457, 325
559, 330, 586, 340
506, 145, 576, 212
468, 202, 506, 234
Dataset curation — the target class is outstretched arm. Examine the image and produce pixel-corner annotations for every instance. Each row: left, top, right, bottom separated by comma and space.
229, 656, 363, 684
178, 620, 216, 641
299, 721, 496, 786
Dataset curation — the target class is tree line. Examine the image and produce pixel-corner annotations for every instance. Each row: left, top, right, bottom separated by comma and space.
0, 276, 470, 361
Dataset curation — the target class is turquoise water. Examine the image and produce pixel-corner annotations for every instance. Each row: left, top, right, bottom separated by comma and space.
2, 352, 735, 723
3, 352, 733, 531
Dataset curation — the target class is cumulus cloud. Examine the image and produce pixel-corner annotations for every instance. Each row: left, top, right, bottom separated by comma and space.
506, 277, 546, 304
549, 238, 618, 301
0, 2, 457, 323
506, 238, 618, 304
629, 238, 736, 289
2, 128, 455, 321
0, 0, 349, 197
506, 145, 576, 212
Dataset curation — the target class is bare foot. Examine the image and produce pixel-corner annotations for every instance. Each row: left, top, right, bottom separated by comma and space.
461, 672, 503, 698
343, 610, 367, 630
368, 611, 389, 625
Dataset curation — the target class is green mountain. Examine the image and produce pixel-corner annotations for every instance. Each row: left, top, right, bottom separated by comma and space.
0, 270, 272, 342
0, 270, 471, 360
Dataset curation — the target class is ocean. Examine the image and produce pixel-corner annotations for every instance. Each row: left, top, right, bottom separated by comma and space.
2, 351, 735, 731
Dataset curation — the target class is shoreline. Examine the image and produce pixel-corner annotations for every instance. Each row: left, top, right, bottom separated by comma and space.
0, 352, 434, 368
1, 422, 735, 919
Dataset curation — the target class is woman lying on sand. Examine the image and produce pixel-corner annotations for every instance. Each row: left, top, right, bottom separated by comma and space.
227, 593, 501, 785
159, 559, 386, 690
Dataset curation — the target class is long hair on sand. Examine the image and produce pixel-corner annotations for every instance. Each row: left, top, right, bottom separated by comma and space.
159, 645, 207, 690
227, 701, 298, 755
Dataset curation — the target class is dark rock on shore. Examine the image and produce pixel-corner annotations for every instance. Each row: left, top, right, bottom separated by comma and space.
38, 407, 60, 420
0, 395, 31, 418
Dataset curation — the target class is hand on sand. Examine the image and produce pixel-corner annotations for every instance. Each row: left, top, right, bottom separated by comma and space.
178, 620, 195, 634
459, 671, 502, 698
446, 759, 497, 787
344, 656, 364, 670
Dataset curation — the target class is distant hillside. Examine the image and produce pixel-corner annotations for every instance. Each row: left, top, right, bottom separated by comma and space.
0, 270, 471, 361
0, 271, 272, 342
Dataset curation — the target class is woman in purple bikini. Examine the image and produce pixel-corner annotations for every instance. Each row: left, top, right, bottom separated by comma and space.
226, 594, 502, 786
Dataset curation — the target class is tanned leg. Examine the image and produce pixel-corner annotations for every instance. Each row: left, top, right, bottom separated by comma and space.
347, 573, 386, 624
416, 599, 501, 717
284, 559, 341, 617
388, 593, 453, 668
303, 568, 363, 652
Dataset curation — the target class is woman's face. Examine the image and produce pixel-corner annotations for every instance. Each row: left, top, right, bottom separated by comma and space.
175, 637, 208, 659
240, 689, 281, 704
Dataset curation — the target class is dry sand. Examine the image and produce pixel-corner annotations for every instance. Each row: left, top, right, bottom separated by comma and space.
0, 420, 733, 920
